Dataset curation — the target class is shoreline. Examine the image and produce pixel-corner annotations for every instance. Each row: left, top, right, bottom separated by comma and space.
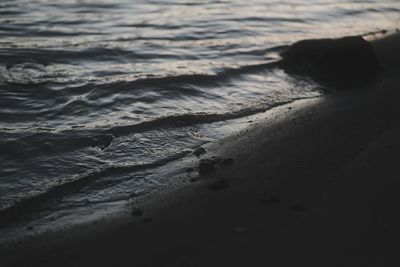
2, 33, 400, 266
0, 95, 322, 243
0, 94, 322, 243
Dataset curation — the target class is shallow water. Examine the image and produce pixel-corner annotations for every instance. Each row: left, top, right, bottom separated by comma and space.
0, 0, 399, 233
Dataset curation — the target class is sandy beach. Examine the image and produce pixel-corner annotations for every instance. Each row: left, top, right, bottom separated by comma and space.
2, 33, 400, 267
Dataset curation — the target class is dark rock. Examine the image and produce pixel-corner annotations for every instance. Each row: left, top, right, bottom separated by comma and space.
260, 195, 280, 205
208, 178, 229, 191
131, 207, 144, 216
281, 38, 333, 67
281, 35, 378, 87
290, 202, 305, 212
199, 159, 216, 174
193, 147, 206, 157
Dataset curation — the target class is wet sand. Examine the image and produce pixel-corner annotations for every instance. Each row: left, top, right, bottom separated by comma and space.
2, 33, 400, 267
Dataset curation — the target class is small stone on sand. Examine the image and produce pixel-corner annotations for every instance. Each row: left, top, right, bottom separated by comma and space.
199, 159, 216, 174
131, 207, 144, 216
193, 147, 206, 157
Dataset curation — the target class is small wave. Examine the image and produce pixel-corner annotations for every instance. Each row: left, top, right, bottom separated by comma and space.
46, 2, 120, 10
0, 132, 115, 160
68, 60, 282, 98
226, 16, 305, 23
0, 60, 282, 115
0, 47, 160, 66
0, 97, 307, 159
0, 151, 189, 228
105, 102, 286, 137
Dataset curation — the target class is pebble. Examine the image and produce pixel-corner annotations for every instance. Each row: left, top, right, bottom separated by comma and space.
193, 147, 206, 157
199, 159, 216, 174
131, 207, 144, 216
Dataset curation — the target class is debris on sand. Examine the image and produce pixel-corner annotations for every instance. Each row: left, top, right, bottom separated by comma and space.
131, 207, 144, 216
197, 156, 234, 175
260, 195, 281, 205
199, 159, 217, 174
208, 178, 229, 191
193, 147, 206, 157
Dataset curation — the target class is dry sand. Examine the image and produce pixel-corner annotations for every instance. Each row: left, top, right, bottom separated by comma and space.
1, 33, 400, 267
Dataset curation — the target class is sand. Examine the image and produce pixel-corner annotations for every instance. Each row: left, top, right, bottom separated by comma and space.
2, 32, 400, 267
